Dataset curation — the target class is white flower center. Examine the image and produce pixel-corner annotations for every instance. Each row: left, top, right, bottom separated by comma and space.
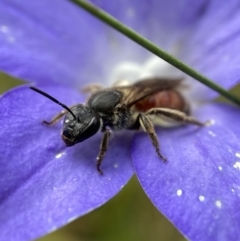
107, 55, 200, 109
108, 55, 182, 85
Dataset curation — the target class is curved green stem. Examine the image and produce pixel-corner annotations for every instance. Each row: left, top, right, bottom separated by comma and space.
70, 0, 240, 106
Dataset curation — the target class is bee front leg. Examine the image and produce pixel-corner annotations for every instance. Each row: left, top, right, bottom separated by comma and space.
43, 104, 78, 125
138, 113, 167, 162
96, 129, 111, 175
43, 110, 68, 125
145, 107, 206, 126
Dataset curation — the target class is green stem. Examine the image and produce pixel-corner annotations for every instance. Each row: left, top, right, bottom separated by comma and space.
70, 0, 240, 106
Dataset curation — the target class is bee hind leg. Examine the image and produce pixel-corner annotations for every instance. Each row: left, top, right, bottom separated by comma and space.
96, 129, 111, 175
138, 113, 167, 162
145, 107, 206, 126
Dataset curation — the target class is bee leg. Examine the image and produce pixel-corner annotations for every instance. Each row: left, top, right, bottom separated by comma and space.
82, 83, 103, 93
96, 129, 111, 175
43, 104, 78, 125
43, 110, 68, 125
139, 113, 167, 162
145, 108, 206, 126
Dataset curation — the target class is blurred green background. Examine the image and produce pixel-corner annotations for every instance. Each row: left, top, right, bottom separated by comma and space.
1, 72, 239, 241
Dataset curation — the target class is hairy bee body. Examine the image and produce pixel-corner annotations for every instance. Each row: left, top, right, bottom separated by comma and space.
30, 77, 204, 174
132, 89, 189, 128
134, 90, 189, 114
88, 89, 134, 130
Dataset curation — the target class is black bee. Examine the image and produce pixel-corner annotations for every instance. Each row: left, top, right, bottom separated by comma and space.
30, 77, 205, 174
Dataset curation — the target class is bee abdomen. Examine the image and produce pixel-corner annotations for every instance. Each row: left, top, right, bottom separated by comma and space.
135, 90, 189, 114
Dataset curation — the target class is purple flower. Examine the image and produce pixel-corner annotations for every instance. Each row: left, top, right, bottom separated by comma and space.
0, 0, 240, 240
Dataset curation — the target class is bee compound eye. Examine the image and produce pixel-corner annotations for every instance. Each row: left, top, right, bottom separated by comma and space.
78, 116, 100, 142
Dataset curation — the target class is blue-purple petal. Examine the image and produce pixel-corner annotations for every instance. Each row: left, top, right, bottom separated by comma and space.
180, 0, 240, 100
90, 0, 209, 48
0, 85, 133, 241
1, 0, 227, 90
0, 0, 153, 87
0, 0, 117, 87
132, 103, 240, 240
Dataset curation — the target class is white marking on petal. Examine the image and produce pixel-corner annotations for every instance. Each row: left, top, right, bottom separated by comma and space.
215, 200, 222, 208
198, 195, 205, 202
233, 161, 240, 170
208, 131, 216, 137
218, 166, 222, 171
55, 152, 65, 159
176, 189, 182, 196
235, 152, 240, 158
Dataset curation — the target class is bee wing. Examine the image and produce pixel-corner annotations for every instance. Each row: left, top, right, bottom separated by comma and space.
118, 77, 184, 107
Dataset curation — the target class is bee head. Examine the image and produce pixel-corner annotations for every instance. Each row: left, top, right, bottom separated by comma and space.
62, 104, 100, 146
28, 87, 100, 146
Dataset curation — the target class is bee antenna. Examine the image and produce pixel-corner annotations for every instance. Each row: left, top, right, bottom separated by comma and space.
29, 86, 77, 120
